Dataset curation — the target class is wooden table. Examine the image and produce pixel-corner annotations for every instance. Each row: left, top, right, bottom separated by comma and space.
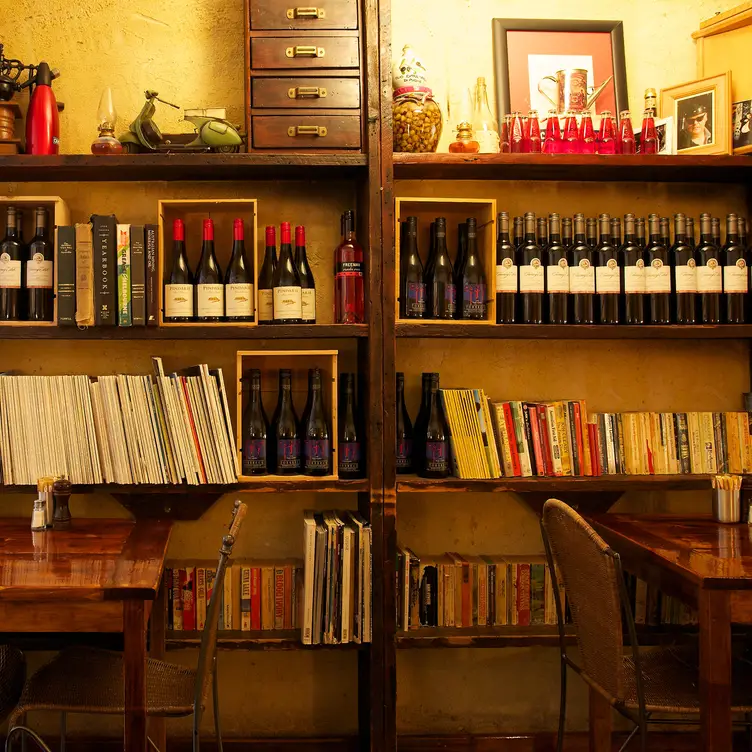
588, 514, 752, 752
0, 518, 172, 752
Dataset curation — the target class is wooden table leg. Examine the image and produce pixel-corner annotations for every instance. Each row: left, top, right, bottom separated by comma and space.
699, 589, 732, 752
588, 686, 612, 752
124, 600, 148, 752
149, 574, 167, 752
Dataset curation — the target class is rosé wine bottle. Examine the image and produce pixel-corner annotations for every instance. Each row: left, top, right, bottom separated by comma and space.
619, 111, 636, 154
596, 111, 617, 155
334, 210, 365, 323
526, 110, 542, 153
562, 111, 579, 154
579, 112, 596, 154
509, 112, 525, 154
542, 110, 561, 154
640, 111, 658, 154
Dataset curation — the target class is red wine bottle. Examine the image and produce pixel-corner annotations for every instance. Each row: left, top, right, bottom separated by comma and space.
586, 217, 597, 248
660, 217, 671, 251
620, 214, 645, 325
495, 211, 517, 324
453, 222, 467, 303
271, 368, 300, 475
687, 217, 696, 249
164, 218, 194, 322
595, 213, 620, 324
636, 217, 646, 248
412, 372, 432, 471
670, 213, 696, 324
569, 213, 595, 324
459, 217, 487, 320
562, 217, 573, 248
194, 218, 224, 322
513, 216, 524, 248
537, 217, 549, 251
0, 207, 24, 321
225, 218, 254, 322
258, 226, 277, 325
242, 368, 268, 476
420, 373, 449, 479
546, 213, 568, 324
697, 213, 721, 324
334, 209, 365, 323
396, 372, 413, 474
645, 214, 671, 324
610, 217, 622, 249
273, 222, 302, 324
712, 217, 722, 248
722, 213, 747, 324
338, 372, 362, 478
518, 212, 544, 324
26, 206, 54, 322
400, 216, 426, 319
426, 217, 456, 319
295, 225, 316, 323
303, 367, 330, 476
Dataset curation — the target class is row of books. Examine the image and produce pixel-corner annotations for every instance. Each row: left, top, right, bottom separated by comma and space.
0, 356, 237, 486
396, 550, 568, 631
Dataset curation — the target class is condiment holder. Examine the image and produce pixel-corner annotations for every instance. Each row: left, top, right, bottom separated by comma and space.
711, 474, 743, 523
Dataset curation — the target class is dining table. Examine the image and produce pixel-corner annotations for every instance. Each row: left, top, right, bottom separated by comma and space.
587, 513, 752, 752
0, 517, 172, 752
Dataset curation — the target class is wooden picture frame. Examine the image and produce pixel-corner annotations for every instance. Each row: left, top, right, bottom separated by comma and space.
660, 72, 732, 156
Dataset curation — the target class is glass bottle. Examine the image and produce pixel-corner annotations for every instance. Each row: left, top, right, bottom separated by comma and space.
579, 112, 596, 154
499, 116, 510, 153
303, 368, 330, 476
454, 222, 467, 297
334, 209, 365, 323
517, 212, 544, 324
526, 111, 542, 153
597, 111, 617, 155
424, 221, 437, 283
620, 214, 646, 325
449, 122, 479, 154
295, 225, 316, 323
595, 213, 620, 324
586, 218, 598, 249
569, 213, 595, 325
0, 207, 23, 321
473, 77, 500, 154
242, 368, 269, 476
660, 217, 671, 250
671, 213, 697, 325
543, 111, 561, 154
396, 372, 414, 474
722, 213, 747, 324
562, 217, 573, 248
426, 217, 456, 319
509, 112, 525, 153
458, 217, 487, 320
636, 217, 646, 248
687, 217, 696, 249
495, 211, 516, 324
225, 218, 254, 322
338, 373, 362, 478
696, 213, 722, 324
562, 112, 579, 154
271, 369, 301, 475
610, 217, 622, 249
537, 217, 549, 251
26, 207, 54, 322
400, 215, 426, 319
619, 111, 636, 155
412, 372, 432, 473
712, 217, 722, 248
644, 88, 658, 118
164, 218, 194, 322
513, 216, 524, 248
546, 213, 568, 324
273, 221, 303, 324
194, 218, 224, 323
644, 214, 671, 324
640, 111, 658, 154
420, 373, 449, 479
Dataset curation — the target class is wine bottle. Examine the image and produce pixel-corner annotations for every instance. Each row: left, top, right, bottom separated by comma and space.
241, 368, 268, 476
258, 226, 277, 325
424, 221, 437, 283
459, 218, 487, 320
586, 218, 598, 248
696, 213, 722, 324
569, 213, 595, 324
303, 367, 330, 476
722, 213, 747, 324
712, 217, 722, 248
546, 213, 568, 324
164, 218, 194, 322
536, 217, 549, 251
513, 216, 524, 248
195, 218, 224, 322
636, 217, 646, 248
562, 217, 573, 248
272, 222, 303, 324
271, 368, 301, 475
295, 225, 316, 323
16, 210, 24, 246
0, 207, 24, 321
518, 212, 544, 324
426, 217, 456, 319
225, 218, 254, 322
412, 372, 432, 471
620, 214, 646, 325
26, 206, 54, 322
400, 216, 426, 319
686, 217, 696, 249
595, 213, 620, 324
644, 214, 671, 324
454, 222, 467, 298
495, 211, 517, 324
670, 214, 696, 325
396, 372, 414, 474
610, 217, 622, 249
660, 217, 671, 251
338, 373, 362, 478
334, 209, 365, 323
420, 373, 449, 479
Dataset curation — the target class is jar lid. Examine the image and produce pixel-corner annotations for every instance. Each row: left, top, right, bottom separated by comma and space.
393, 85, 433, 100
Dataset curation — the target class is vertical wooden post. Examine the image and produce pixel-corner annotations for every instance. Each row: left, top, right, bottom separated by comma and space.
124, 599, 148, 752
588, 688, 612, 752
148, 574, 168, 751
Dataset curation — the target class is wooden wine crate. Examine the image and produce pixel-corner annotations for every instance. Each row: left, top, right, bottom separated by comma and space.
394, 197, 497, 325
236, 349, 339, 482
157, 199, 258, 327
0, 195, 70, 327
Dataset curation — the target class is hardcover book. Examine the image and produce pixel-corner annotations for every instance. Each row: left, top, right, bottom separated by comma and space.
57, 226, 76, 325
130, 225, 146, 326
91, 214, 117, 326
116, 223, 132, 326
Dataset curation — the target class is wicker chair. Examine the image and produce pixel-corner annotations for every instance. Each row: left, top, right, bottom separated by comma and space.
6, 500, 247, 752
0, 646, 25, 722
540, 498, 752, 752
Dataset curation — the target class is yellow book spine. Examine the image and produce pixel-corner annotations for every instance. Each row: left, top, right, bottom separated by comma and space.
554, 402, 571, 476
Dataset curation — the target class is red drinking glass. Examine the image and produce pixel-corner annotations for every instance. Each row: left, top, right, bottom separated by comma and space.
542, 110, 561, 154
526, 110, 541, 153
596, 110, 617, 155
619, 110, 636, 155
562, 111, 579, 154
509, 111, 525, 154
579, 111, 596, 154
499, 116, 510, 153
640, 111, 658, 154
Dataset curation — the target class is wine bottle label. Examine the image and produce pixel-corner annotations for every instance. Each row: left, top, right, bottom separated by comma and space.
723, 260, 748, 293
624, 261, 646, 293
197, 284, 225, 317
696, 259, 722, 293
595, 260, 621, 294
519, 259, 544, 293
26, 253, 53, 289
277, 439, 301, 470
444, 283, 457, 316
396, 440, 413, 468
225, 283, 254, 317
242, 438, 267, 473
569, 259, 595, 293
546, 260, 569, 293
273, 286, 303, 320
338, 442, 361, 473
0, 254, 21, 288
674, 260, 697, 293
304, 438, 330, 471
335, 260, 364, 278
258, 288, 274, 321
645, 259, 671, 293
164, 284, 194, 318
496, 259, 517, 293
476, 129, 500, 154
462, 283, 487, 317
406, 282, 427, 315
301, 288, 316, 321
425, 440, 448, 473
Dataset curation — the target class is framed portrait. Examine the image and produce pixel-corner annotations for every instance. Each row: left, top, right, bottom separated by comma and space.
491, 19, 629, 125
660, 73, 731, 156
732, 99, 752, 155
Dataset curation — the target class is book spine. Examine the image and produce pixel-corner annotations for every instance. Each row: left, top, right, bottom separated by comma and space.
262, 566, 274, 630
166, 568, 174, 630
92, 215, 117, 325
241, 566, 251, 631
579, 401, 593, 476
477, 563, 488, 626
517, 563, 531, 626
145, 224, 159, 326
588, 422, 600, 476
502, 403, 521, 476
537, 405, 553, 477
172, 568, 183, 631
274, 566, 285, 630
527, 404, 546, 476
251, 567, 261, 630
493, 404, 514, 476
196, 567, 207, 631
116, 223, 132, 326
546, 404, 563, 476
130, 225, 146, 326
530, 563, 545, 625
715, 412, 728, 474
57, 226, 76, 325
554, 403, 571, 475
75, 223, 94, 326
566, 403, 581, 475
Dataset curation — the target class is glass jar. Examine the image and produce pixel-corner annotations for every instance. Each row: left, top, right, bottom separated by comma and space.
393, 87, 443, 153
448, 122, 479, 153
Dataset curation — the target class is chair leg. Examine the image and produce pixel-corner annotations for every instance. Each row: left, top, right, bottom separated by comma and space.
213, 661, 223, 752
59, 713, 66, 752
557, 659, 566, 752
4, 727, 52, 752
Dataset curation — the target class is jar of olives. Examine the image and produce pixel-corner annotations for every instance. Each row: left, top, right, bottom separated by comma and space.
393, 88, 442, 153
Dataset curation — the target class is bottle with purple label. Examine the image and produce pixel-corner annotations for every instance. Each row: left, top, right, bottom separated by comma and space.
425, 217, 455, 319
303, 367, 331, 476
396, 372, 413, 474
419, 373, 449, 479
400, 215, 425, 319
338, 372, 362, 478
457, 217, 487, 320
242, 368, 268, 476
271, 368, 301, 475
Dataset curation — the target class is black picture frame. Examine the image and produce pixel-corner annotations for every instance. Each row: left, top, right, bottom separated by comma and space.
492, 18, 629, 124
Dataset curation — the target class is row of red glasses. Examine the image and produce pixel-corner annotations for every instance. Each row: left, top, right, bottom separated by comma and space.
501, 110, 658, 155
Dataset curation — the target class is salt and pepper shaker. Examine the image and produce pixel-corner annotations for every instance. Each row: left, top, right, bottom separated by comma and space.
52, 476, 72, 530
31, 495, 47, 531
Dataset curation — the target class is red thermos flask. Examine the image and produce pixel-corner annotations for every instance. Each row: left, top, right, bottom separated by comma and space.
25, 62, 59, 155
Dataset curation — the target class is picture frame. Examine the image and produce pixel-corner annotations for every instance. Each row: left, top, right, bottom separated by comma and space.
656, 117, 675, 155
660, 72, 732, 156
732, 99, 752, 155
491, 19, 629, 124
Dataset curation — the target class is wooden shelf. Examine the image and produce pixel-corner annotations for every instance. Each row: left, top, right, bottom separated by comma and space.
392, 153, 752, 183
0, 153, 367, 183
167, 629, 365, 650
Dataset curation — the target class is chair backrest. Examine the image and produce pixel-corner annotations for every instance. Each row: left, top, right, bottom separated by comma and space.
193, 499, 247, 721
541, 499, 625, 701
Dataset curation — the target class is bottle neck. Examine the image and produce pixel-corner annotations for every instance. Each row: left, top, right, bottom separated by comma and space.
343, 215, 355, 242
249, 381, 262, 403
466, 227, 477, 257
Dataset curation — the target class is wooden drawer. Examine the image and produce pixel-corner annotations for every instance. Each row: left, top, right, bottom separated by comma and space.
251, 0, 357, 30
252, 77, 360, 109
251, 37, 359, 70
252, 115, 361, 149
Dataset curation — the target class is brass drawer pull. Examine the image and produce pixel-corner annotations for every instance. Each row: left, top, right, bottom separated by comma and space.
288, 86, 327, 99
288, 125, 328, 137
287, 6, 326, 19
285, 45, 325, 58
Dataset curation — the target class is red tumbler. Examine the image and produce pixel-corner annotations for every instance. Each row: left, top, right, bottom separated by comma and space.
596, 111, 617, 155
542, 110, 561, 154
618, 111, 636, 155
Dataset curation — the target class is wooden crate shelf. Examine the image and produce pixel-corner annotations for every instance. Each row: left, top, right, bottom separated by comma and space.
167, 629, 366, 650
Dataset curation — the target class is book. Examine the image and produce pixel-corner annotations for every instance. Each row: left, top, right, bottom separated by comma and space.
130, 225, 146, 326
116, 223, 132, 326
74, 223, 94, 327
91, 214, 117, 326
241, 565, 251, 631
57, 226, 76, 325
262, 565, 274, 630
181, 567, 195, 631
145, 224, 159, 326
172, 569, 183, 631
274, 565, 285, 630
196, 567, 207, 631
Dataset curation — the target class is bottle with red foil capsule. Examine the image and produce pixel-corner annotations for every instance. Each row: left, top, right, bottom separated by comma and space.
579, 111, 596, 154
164, 219, 194, 322
294, 225, 316, 323
258, 226, 277, 324
618, 111, 636, 154
509, 112, 525, 153
225, 218, 254, 322
194, 218, 224, 322
596, 111, 617, 155
334, 209, 365, 323
542, 111, 561, 154
640, 111, 658, 154
499, 116, 511, 153
562, 112, 579, 154
525, 110, 542, 153
272, 221, 302, 324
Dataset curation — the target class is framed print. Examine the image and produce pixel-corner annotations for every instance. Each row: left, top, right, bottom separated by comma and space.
660, 72, 732, 155
732, 99, 752, 155
656, 117, 675, 155
492, 19, 628, 126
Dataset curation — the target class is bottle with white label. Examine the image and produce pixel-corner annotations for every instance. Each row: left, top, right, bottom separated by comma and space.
645, 214, 671, 324
546, 213, 568, 324
670, 213, 696, 324
0, 206, 24, 321
258, 226, 277, 325
495, 212, 516, 323
224, 218, 254, 322
295, 225, 316, 323
27, 207, 54, 322
518, 212, 544, 324
595, 213, 620, 324
722, 213, 747, 324
194, 218, 224, 322
697, 213, 722, 324
164, 218, 194, 322
272, 222, 303, 323
620, 214, 645, 324
569, 213, 595, 324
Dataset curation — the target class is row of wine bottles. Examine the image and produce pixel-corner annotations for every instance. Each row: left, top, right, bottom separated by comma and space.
241, 368, 363, 478
0, 206, 54, 322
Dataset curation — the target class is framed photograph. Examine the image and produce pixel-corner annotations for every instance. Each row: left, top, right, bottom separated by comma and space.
732, 99, 752, 155
660, 73, 732, 155
656, 117, 675, 155
492, 19, 629, 124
